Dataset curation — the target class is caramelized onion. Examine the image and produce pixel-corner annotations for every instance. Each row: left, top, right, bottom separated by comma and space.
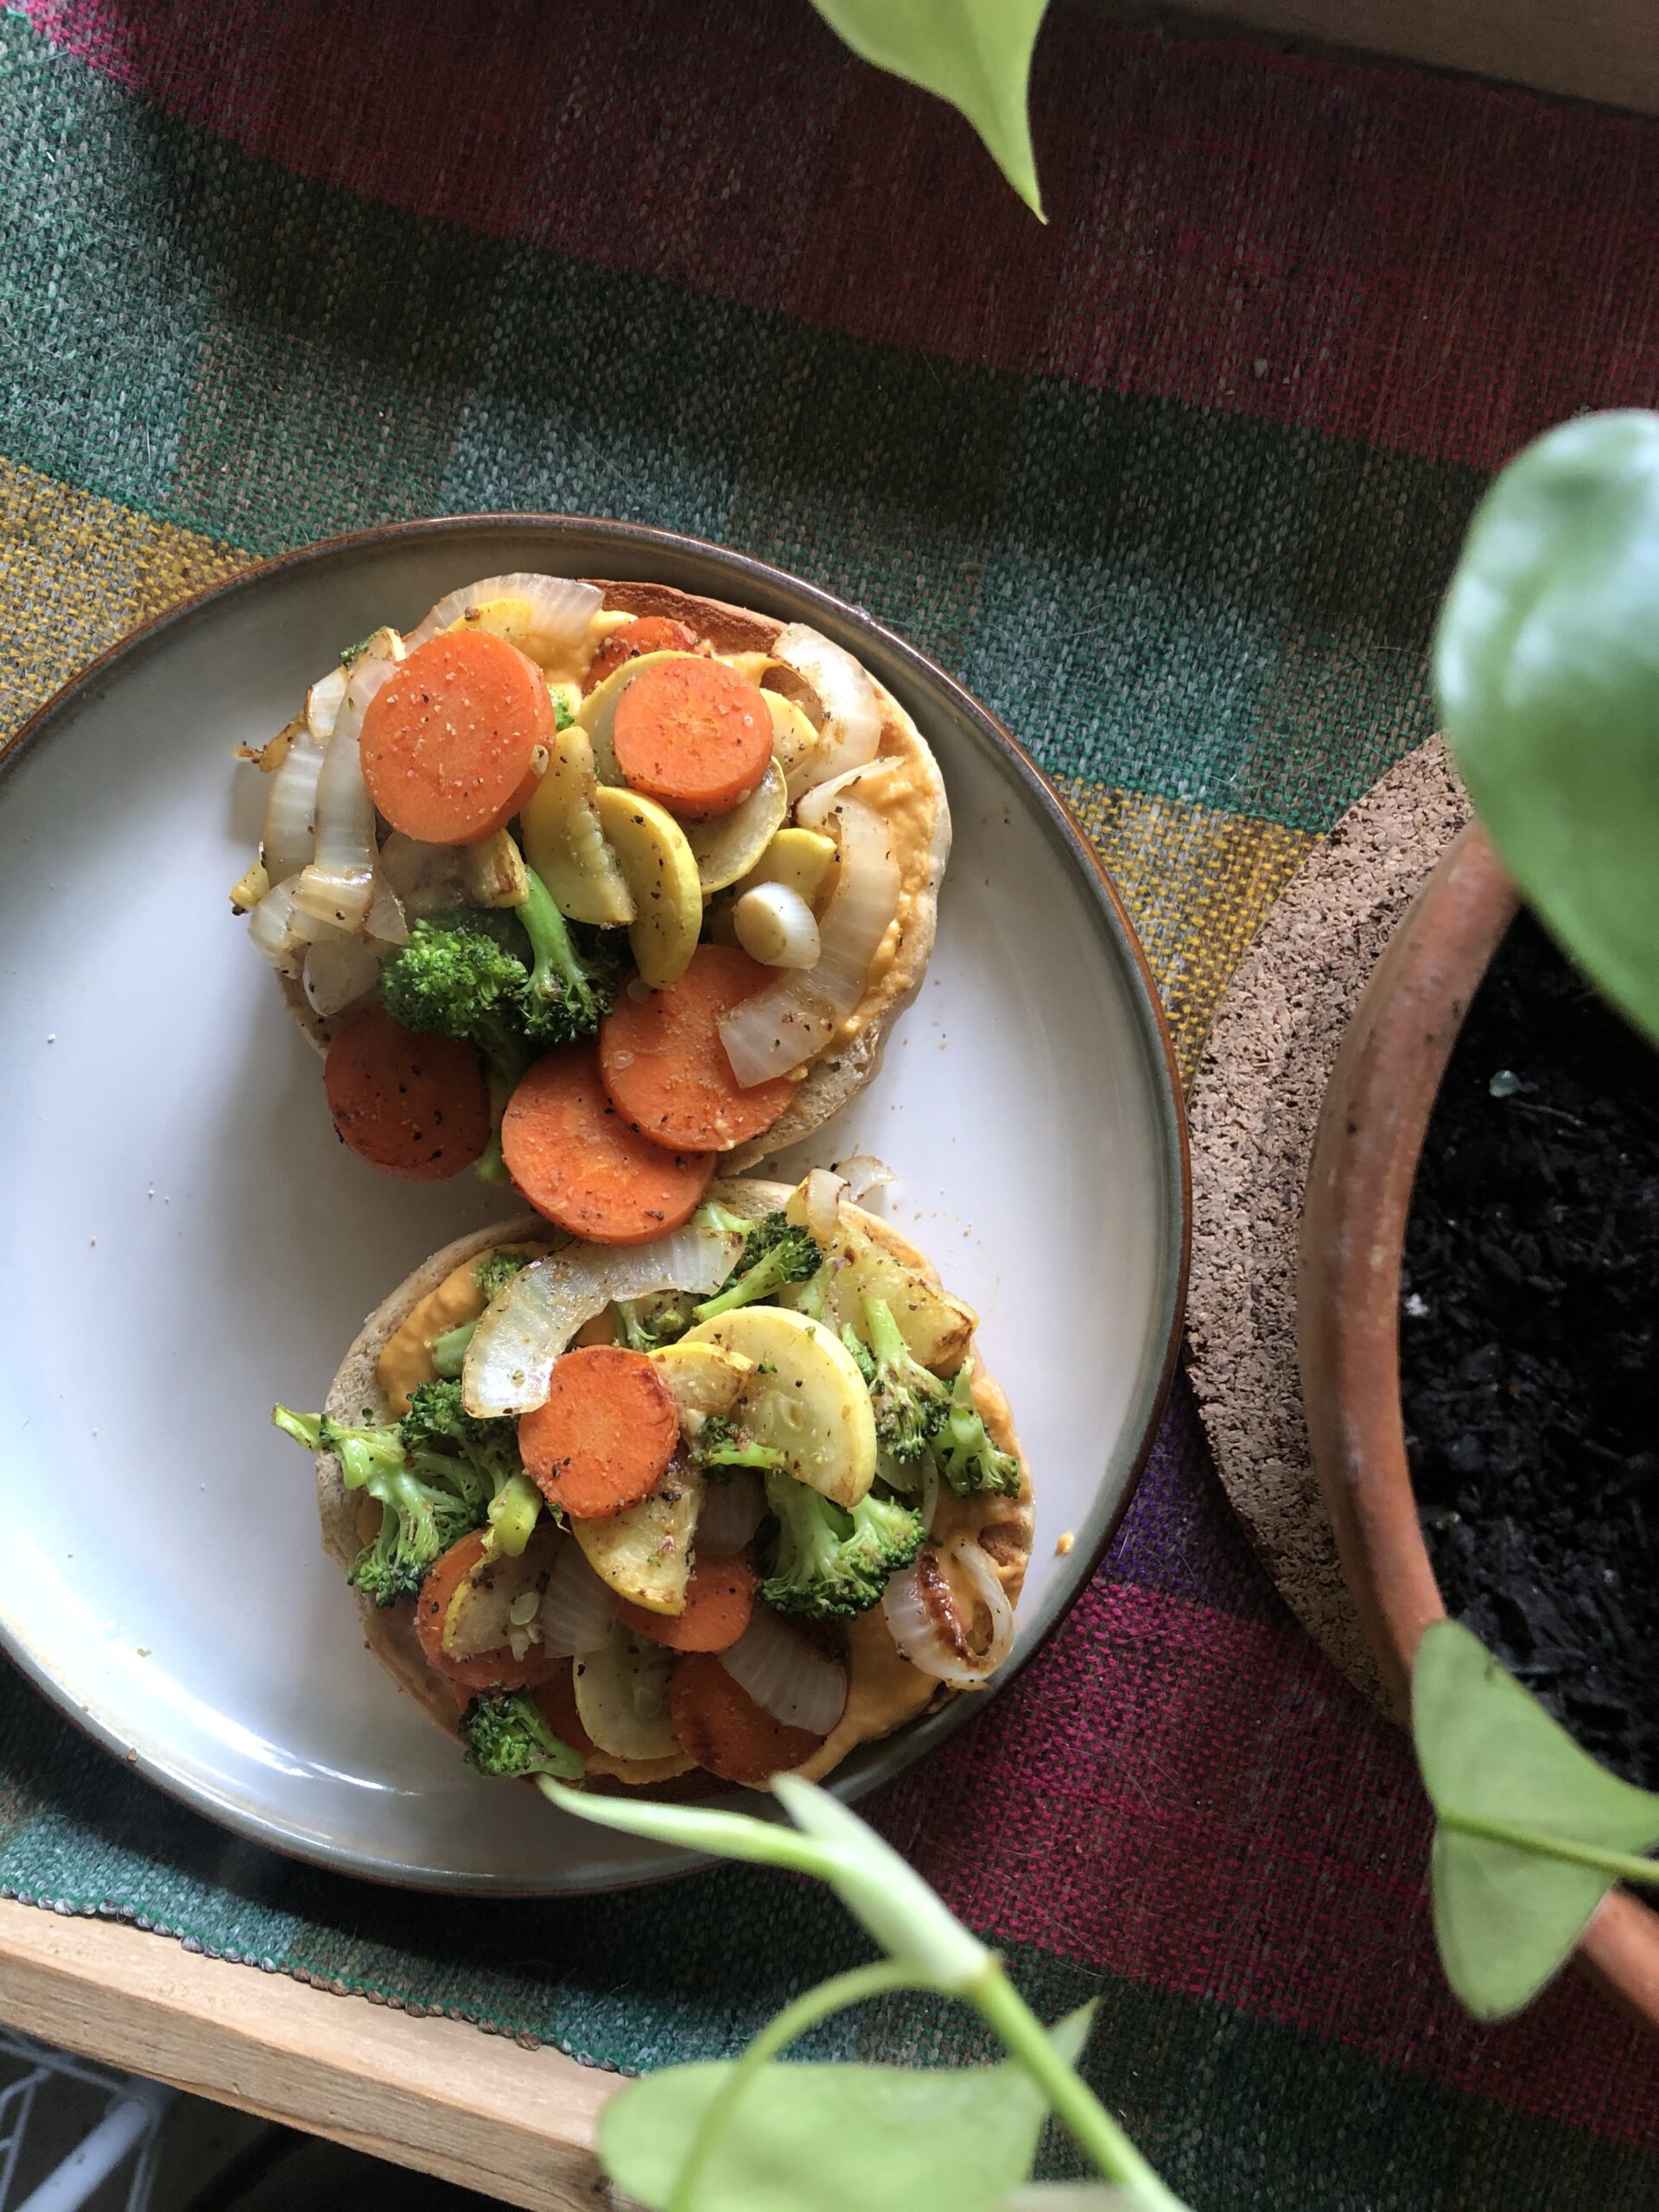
406, 573, 602, 662
771, 626, 881, 798
695, 1468, 766, 1554
716, 797, 899, 1085
540, 1537, 620, 1656
294, 643, 398, 932
247, 874, 327, 977
721, 1606, 847, 1737
463, 1224, 746, 1417
880, 1536, 1015, 1690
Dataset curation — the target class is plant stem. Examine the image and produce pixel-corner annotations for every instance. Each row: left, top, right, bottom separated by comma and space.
667, 1960, 923, 2212
1444, 1812, 1659, 1885
969, 1962, 1190, 2212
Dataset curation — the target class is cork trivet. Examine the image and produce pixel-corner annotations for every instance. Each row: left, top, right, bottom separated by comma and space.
1185, 738, 1471, 1700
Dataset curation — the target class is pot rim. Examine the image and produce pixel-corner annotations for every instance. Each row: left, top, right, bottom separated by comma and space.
1298, 818, 1659, 2029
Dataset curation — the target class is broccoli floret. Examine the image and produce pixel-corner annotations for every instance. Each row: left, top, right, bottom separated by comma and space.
759, 1469, 925, 1619
379, 908, 533, 1180
272, 1403, 483, 1606
931, 1359, 1021, 1497
475, 1248, 530, 1301
460, 1691, 584, 1781
693, 1215, 822, 1322
695, 1202, 754, 1237
401, 1378, 543, 1555
841, 1325, 878, 1388
612, 1292, 693, 1353
430, 1319, 474, 1378
516, 866, 620, 1045
691, 1410, 785, 1478
859, 1295, 950, 1463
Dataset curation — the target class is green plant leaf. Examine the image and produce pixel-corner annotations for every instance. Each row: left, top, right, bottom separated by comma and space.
1412, 1619, 1659, 2019
1433, 409, 1659, 1046
1001, 2191, 1147, 2209
545, 1776, 992, 1990
600, 2006, 1094, 2212
810, 0, 1049, 217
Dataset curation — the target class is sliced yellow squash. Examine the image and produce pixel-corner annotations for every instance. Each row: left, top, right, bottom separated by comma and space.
573, 1463, 703, 1616
519, 720, 635, 928
574, 1629, 678, 1759
734, 825, 838, 912
683, 1306, 875, 1509
594, 784, 702, 987
650, 1340, 753, 1417
682, 761, 789, 893
782, 1192, 976, 1373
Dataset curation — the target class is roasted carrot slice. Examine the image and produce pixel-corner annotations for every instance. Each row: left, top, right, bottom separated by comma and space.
611, 658, 773, 820
501, 1045, 715, 1243
323, 1002, 490, 1179
598, 944, 797, 1151
620, 1552, 756, 1653
518, 1344, 680, 1518
584, 617, 704, 694
535, 1661, 595, 1756
414, 1532, 562, 1692
669, 1649, 822, 1785
361, 628, 553, 846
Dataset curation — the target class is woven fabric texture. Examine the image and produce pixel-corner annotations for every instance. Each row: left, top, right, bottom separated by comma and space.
3, 3, 1659, 2202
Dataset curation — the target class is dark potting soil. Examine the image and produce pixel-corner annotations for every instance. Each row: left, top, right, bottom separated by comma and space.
1402, 911, 1659, 1789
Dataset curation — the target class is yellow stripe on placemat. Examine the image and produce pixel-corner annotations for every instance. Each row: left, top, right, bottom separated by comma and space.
0, 454, 245, 748
1058, 779, 1316, 1087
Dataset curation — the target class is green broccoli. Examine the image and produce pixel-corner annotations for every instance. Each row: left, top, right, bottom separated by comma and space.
272, 1404, 484, 1606
612, 1292, 693, 1353
378, 908, 533, 1180
931, 1359, 1021, 1497
474, 1248, 530, 1301
515, 866, 620, 1046
401, 1379, 543, 1555
430, 1248, 531, 1376
695, 1202, 755, 1237
858, 1295, 950, 1463
692, 1214, 822, 1322
691, 1410, 785, 1478
460, 1691, 584, 1781
759, 1468, 925, 1619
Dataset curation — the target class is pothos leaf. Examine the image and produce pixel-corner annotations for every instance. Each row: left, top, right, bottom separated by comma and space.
810, 0, 1049, 218
1412, 1620, 1659, 2020
1433, 409, 1659, 1046
600, 2005, 1094, 2212
1002, 2191, 1148, 2209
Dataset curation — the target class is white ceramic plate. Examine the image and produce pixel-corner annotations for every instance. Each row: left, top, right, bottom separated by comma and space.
0, 520, 1186, 1892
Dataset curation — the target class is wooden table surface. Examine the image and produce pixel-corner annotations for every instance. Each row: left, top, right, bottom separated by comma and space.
0, 1898, 619, 2210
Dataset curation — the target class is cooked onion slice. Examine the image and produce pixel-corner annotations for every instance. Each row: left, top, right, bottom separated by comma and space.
247, 874, 327, 977
717, 797, 899, 1086
302, 927, 390, 1018
836, 1154, 894, 1205
294, 643, 399, 932
540, 1536, 619, 1656
801, 1166, 846, 1246
721, 1606, 847, 1737
881, 1535, 1015, 1690
260, 724, 325, 882
771, 626, 881, 798
405, 573, 602, 663
463, 1223, 747, 1417
695, 1467, 766, 1554
306, 665, 347, 742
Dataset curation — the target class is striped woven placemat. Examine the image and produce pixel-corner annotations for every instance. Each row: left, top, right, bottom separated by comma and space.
4, 3, 1659, 2201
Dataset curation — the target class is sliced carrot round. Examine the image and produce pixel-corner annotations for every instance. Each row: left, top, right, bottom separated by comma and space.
669, 1649, 823, 1785
534, 1661, 595, 1756
599, 944, 797, 1151
620, 1552, 756, 1652
518, 1344, 680, 1518
414, 1533, 562, 1692
501, 1045, 715, 1243
361, 628, 553, 847
612, 658, 773, 820
584, 616, 703, 695
323, 1002, 490, 1179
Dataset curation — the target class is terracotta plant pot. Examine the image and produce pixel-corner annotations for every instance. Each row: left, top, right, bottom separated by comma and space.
1299, 821, 1659, 2028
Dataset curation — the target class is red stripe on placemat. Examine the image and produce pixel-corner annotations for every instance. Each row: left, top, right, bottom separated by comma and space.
25, 0, 1659, 471
874, 1580, 1659, 2150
